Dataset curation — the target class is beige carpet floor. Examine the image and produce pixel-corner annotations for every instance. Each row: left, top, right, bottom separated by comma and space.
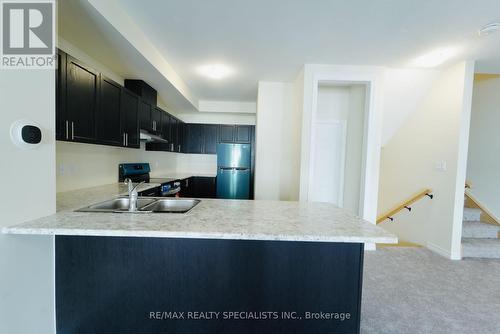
361, 248, 500, 334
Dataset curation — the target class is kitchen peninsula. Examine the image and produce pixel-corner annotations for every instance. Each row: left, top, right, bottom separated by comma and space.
2, 185, 396, 334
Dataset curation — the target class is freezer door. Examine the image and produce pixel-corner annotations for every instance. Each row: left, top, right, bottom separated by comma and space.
217, 143, 251, 168
216, 168, 250, 199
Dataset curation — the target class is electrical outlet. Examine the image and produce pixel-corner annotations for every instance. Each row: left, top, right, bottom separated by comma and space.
434, 161, 447, 172
58, 163, 65, 176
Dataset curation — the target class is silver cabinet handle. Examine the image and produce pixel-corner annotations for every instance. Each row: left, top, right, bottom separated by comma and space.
65, 120, 69, 139
171, 143, 174, 151
123, 133, 126, 146
178, 145, 181, 152
126, 133, 128, 146
71, 122, 74, 140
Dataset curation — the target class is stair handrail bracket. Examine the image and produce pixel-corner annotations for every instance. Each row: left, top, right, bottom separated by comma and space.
377, 189, 433, 224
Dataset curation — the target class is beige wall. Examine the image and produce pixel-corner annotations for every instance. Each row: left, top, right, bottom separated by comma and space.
254, 75, 303, 201
466, 75, 500, 219
0, 68, 56, 332
378, 62, 474, 259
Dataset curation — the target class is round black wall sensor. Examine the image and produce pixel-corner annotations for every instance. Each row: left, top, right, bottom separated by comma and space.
21, 125, 42, 144
10, 119, 43, 149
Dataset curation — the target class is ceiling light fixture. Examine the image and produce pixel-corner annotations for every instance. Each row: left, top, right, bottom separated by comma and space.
411, 47, 460, 68
197, 64, 233, 80
478, 22, 500, 36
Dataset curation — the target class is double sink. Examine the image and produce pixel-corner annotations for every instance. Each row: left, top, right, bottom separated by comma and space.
76, 197, 200, 214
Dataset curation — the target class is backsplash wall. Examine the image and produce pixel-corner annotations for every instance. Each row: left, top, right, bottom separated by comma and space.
56, 141, 216, 192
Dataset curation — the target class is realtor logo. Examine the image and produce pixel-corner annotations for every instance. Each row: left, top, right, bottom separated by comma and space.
1, 0, 55, 69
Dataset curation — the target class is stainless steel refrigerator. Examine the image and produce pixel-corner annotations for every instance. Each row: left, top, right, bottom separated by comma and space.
216, 143, 251, 199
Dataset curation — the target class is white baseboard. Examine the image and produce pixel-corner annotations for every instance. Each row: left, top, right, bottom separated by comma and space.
426, 242, 460, 260
364, 243, 376, 251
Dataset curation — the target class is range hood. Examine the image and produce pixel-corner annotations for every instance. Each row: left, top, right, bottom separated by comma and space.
140, 130, 168, 143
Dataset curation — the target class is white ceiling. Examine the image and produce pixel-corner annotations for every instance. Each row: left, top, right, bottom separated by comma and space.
63, 0, 500, 106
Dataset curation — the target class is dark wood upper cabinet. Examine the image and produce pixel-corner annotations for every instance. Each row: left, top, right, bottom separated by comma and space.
203, 124, 218, 154
172, 118, 180, 152
65, 55, 99, 143
219, 125, 235, 142
56, 49, 67, 141
152, 107, 162, 134
139, 100, 153, 133
177, 121, 184, 153
160, 109, 170, 141
235, 125, 251, 143
121, 89, 140, 148
96, 76, 122, 146
185, 123, 204, 154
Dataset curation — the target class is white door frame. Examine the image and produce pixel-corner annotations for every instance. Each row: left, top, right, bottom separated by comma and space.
299, 65, 385, 224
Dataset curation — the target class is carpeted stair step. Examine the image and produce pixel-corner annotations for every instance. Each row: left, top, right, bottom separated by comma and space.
462, 221, 500, 238
463, 208, 481, 222
462, 238, 500, 259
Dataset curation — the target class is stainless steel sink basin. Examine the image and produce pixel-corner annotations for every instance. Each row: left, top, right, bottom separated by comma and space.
76, 197, 156, 212
76, 197, 200, 213
140, 199, 201, 213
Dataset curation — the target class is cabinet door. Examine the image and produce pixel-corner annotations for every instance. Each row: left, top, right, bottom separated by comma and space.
121, 89, 140, 148
203, 124, 218, 154
171, 117, 179, 151
152, 107, 163, 134
185, 124, 204, 153
219, 125, 235, 142
55, 49, 67, 141
139, 100, 152, 132
160, 111, 170, 142
177, 122, 184, 153
235, 125, 251, 143
66, 56, 99, 143
96, 76, 122, 146
192, 177, 216, 198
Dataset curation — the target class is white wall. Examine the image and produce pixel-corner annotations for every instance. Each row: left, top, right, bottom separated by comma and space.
378, 61, 474, 259
466, 75, 500, 218
254, 75, 303, 201
56, 141, 218, 192
0, 70, 56, 332
313, 84, 366, 214
381, 69, 440, 146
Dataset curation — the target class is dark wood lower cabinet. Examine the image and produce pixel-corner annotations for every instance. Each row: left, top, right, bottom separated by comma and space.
181, 177, 216, 198
56, 236, 364, 334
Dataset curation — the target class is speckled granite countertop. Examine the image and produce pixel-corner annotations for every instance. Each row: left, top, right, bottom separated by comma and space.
2, 184, 397, 244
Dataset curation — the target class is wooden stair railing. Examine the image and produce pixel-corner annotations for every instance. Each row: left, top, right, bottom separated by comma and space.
377, 189, 433, 224
464, 181, 500, 227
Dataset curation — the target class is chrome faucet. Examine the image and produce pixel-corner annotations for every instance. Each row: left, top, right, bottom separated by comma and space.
124, 178, 145, 212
